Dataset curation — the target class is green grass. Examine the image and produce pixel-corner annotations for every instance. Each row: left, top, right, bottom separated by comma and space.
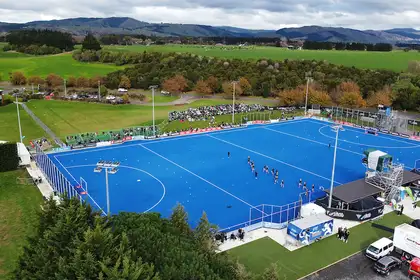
144, 94, 179, 103
0, 104, 46, 144
0, 53, 123, 80
0, 169, 43, 279
105, 44, 420, 72
25, 99, 260, 137
229, 212, 412, 279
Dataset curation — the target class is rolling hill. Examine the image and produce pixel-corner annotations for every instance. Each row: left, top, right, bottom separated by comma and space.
1, 17, 420, 44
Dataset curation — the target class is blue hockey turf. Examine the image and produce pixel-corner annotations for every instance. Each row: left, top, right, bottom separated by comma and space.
49, 119, 420, 230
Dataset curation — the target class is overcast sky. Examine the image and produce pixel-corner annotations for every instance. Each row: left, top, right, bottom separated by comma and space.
1, 0, 420, 30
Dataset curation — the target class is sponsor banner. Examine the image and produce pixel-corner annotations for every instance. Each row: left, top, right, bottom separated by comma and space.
411, 136, 420, 141
410, 187, 420, 199
294, 116, 303, 120
169, 132, 180, 136
391, 132, 399, 136
287, 219, 334, 244
353, 124, 363, 128
270, 119, 279, 123
111, 139, 124, 145
71, 144, 85, 150
400, 133, 411, 138
85, 143, 97, 148
132, 135, 145, 140
123, 136, 132, 141
325, 205, 384, 221
97, 141, 111, 147
52, 146, 71, 152
379, 129, 389, 134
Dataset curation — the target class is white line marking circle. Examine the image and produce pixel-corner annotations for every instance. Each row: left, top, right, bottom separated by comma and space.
318, 125, 420, 149
65, 164, 166, 213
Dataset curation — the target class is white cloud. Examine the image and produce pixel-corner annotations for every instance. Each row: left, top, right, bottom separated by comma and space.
0, 0, 420, 30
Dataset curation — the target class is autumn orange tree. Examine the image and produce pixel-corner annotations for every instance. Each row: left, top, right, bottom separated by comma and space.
119, 75, 131, 89
76, 77, 90, 88
45, 73, 63, 88
194, 80, 212, 97
10, 72, 27, 85
162, 74, 188, 95
309, 89, 333, 106
366, 86, 393, 107
239, 77, 252, 95
67, 76, 77, 87
27, 76, 45, 86
222, 81, 243, 98
340, 92, 366, 108
278, 87, 304, 106
205, 76, 219, 94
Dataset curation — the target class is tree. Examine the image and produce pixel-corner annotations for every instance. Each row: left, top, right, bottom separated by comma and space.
278, 88, 304, 106
239, 77, 252, 95
67, 76, 77, 87
82, 33, 102, 51
119, 75, 131, 89
222, 81, 243, 98
10, 71, 26, 85
162, 75, 188, 95
308, 88, 333, 106
366, 86, 393, 107
262, 263, 279, 280
194, 80, 212, 97
339, 91, 366, 108
194, 212, 217, 251
27, 76, 45, 86
206, 76, 219, 94
89, 76, 103, 88
77, 76, 90, 88
45, 73, 63, 88
170, 203, 191, 236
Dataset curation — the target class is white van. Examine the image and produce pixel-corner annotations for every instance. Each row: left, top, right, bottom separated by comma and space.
366, 237, 394, 260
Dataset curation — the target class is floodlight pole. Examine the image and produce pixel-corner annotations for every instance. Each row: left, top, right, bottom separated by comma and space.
64, 79, 67, 98
232, 81, 238, 124
98, 80, 101, 101
105, 167, 110, 216
304, 72, 312, 117
149, 85, 158, 137
328, 125, 341, 208
16, 94, 23, 143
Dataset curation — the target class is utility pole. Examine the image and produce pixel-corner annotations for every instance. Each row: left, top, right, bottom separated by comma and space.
149, 85, 159, 137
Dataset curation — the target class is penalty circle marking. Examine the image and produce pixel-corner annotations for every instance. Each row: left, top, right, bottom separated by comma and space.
65, 164, 166, 213
318, 125, 420, 149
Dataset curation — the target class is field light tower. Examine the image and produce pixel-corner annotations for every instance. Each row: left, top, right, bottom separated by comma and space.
94, 160, 120, 216
231, 80, 239, 124
149, 85, 159, 137
304, 72, 313, 117
328, 124, 344, 209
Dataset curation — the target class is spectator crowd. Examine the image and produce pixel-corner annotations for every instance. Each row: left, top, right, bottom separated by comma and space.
168, 104, 296, 122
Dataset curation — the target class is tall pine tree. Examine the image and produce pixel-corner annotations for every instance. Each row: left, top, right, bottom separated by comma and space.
82, 33, 102, 51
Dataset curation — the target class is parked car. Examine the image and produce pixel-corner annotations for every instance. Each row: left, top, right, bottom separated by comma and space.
374, 256, 402, 276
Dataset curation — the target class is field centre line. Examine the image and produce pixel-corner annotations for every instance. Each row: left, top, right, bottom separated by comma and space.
53, 155, 106, 215
207, 134, 342, 185
138, 144, 267, 216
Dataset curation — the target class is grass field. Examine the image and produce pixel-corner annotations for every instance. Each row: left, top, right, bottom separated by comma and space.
0, 103, 46, 144
0, 43, 123, 80
0, 169, 43, 279
24, 99, 259, 137
105, 44, 419, 72
229, 212, 412, 278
